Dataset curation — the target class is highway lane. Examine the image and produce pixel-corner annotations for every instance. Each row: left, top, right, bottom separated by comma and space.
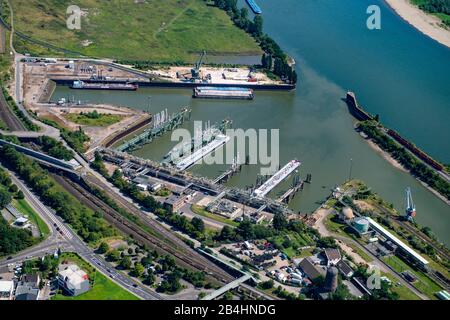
4, 170, 163, 300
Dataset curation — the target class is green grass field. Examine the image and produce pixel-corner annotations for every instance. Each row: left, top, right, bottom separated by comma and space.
10, 0, 261, 62
382, 255, 442, 299
13, 198, 50, 238
52, 252, 139, 300
64, 113, 124, 127
191, 204, 238, 227
382, 272, 421, 300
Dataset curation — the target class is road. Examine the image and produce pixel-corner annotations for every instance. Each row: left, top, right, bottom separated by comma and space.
1, 170, 163, 300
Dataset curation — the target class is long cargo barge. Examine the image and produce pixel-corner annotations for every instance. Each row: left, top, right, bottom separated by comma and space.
70, 80, 138, 91
246, 0, 262, 14
193, 86, 254, 100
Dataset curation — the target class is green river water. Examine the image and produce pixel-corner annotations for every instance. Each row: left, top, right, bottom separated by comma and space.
52, 0, 450, 245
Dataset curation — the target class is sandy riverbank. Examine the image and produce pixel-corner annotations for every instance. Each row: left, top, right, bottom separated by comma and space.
385, 0, 450, 49
363, 136, 450, 206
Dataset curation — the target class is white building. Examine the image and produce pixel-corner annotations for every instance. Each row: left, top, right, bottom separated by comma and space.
0, 280, 14, 300
58, 264, 90, 296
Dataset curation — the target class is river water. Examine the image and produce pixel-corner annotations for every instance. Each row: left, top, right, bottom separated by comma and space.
52, 0, 450, 245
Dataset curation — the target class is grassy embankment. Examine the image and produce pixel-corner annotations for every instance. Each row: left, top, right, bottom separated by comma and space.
382, 255, 442, 300
52, 252, 139, 300
64, 112, 124, 127
9, 0, 261, 62
13, 198, 50, 238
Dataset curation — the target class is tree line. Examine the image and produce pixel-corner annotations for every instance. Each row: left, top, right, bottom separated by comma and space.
417, 0, 450, 26
0, 145, 116, 244
212, 0, 297, 83
0, 165, 36, 257
358, 121, 450, 200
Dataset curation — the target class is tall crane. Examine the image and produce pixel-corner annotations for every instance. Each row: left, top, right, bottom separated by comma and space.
405, 187, 416, 221
191, 50, 206, 80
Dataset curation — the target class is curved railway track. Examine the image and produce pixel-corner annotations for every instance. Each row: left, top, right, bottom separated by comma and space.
0, 90, 25, 131
372, 202, 450, 262
52, 173, 234, 284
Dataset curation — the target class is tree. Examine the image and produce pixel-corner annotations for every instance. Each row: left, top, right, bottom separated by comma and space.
144, 271, 155, 285
119, 256, 132, 270
191, 217, 205, 233
0, 186, 12, 209
8, 184, 18, 193
132, 263, 145, 277
252, 15, 263, 37
217, 225, 234, 241
273, 213, 288, 231
97, 242, 110, 254
15, 190, 24, 200
236, 218, 254, 240
260, 279, 274, 290
106, 249, 120, 262
318, 236, 338, 248
141, 253, 153, 267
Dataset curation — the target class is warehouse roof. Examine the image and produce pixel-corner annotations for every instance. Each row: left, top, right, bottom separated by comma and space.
367, 217, 428, 265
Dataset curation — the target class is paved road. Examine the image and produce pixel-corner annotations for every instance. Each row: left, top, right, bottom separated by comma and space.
2, 170, 163, 300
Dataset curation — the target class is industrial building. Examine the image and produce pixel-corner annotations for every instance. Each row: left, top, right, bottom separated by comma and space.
366, 217, 429, 268
14, 284, 40, 300
339, 207, 354, 222
163, 195, 186, 213
336, 260, 354, 278
0, 281, 14, 300
297, 257, 325, 283
352, 217, 370, 234
58, 264, 90, 296
324, 248, 342, 267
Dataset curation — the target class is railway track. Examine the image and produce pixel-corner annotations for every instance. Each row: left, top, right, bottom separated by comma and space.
52, 173, 234, 284
372, 202, 450, 262
0, 90, 25, 131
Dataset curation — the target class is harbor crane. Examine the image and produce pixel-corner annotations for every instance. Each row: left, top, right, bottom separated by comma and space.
191, 50, 206, 80
405, 187, 416, 222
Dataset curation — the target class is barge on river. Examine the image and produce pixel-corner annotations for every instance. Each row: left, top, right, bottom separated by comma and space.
246, 0, 262, 14
70, 80, 138, 91
193, 86, 254, 100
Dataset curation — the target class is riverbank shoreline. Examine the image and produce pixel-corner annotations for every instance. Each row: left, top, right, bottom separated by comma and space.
384, 0, 450, 49
359, 133, 450, 207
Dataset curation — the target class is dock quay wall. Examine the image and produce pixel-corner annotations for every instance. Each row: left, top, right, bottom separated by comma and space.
345, 91, 374, 121
104, 115, 152, 148
51, 78, 296, 91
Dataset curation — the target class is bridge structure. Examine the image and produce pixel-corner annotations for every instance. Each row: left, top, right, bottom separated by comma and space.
115, 107, 191, 152
202, 274, 252, 300
0, 139, 81, 174
252, 160, 301, 198
99, 148, 295, 215
196, 248, 274, 301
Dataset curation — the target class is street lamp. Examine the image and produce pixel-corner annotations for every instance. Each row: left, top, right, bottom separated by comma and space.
348, 158, 353, 182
